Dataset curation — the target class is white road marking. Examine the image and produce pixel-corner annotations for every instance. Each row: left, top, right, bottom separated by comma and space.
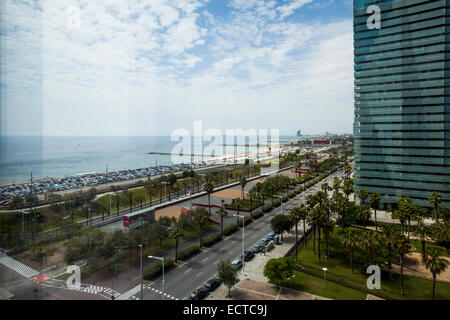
196, 272, 202, 277
185, 268, 192, 273
202, 257, 208, 262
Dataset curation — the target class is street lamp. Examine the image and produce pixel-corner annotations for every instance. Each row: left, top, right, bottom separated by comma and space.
322, 267, 328, 288
162, 182, 170, 203
148, 255, 165, 299
233, 214, 245, 274
139, 244, 143, 300
189, 185, 193, 213
20, 210, 31, 241
274, 196, 283, 215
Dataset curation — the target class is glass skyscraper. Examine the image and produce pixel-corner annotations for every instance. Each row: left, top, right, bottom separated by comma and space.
353, 0, 450, 209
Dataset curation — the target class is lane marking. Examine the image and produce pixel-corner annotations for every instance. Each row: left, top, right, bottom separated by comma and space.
202, 257, 208, 262
185, 268, 192, 273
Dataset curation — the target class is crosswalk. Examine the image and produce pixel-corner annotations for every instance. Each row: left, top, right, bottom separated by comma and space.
40, 278, 119, 299
0, 253, 40, 278
127, 286, 180, 300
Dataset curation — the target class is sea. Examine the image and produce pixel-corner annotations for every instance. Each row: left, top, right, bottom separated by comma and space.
0, 136, 298, 184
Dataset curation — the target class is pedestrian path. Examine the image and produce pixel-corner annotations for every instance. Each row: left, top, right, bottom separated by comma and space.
0, 253, 40, 278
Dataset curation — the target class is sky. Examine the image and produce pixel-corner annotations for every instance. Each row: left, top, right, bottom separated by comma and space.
0, 0, 354, 137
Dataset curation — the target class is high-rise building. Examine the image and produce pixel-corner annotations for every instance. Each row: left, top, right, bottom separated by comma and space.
353, 0, 450, 209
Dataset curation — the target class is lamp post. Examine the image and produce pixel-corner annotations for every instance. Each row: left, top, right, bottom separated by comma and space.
162, 182, 170, 203
189, 185, 193, 213
148, 256, 165, 299
233, 214, 245, 274
322, 267, 328, 288
139, 244, 143, 300
20, 210, 31, 241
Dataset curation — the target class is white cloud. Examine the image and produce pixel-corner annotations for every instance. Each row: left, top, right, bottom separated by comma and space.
277, 0, 314, 19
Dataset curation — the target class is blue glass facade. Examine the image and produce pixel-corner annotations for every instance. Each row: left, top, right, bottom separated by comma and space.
353, 0, 450, 209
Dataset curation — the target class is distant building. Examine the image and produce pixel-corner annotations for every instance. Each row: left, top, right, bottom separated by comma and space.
313, 139, 331, 145
353, 0, 450, 209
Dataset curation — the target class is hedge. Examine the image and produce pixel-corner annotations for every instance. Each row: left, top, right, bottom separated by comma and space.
203, 233, 222, 247
178, 244, 200, 261
252, 210, 263, 219
143, 258, 175, 280
223, 223, 239, 236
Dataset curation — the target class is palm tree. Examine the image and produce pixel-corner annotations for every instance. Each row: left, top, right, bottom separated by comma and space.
428, 191, 442, 221
217, 200, 228, 238
321, 182, 330, 196
193, 208, 210, 248
203, 182, 214, 216
288, 207, 301, 263
432, 221, 450, 255
332, 177, 341, 195
359, 231, 380, 266
309, 206, 325, 263
322, 217, 334, 263
369, 192, 381, 231
356, 205, 371, 230
356, 189, 368, 206
298, 204, 309, 249
145, 178, 154, 207
414, 219, 429, 257
342, 176, 354, 201
382, 224, 397, 268
240, 177, 247, 200
170, 228, 185, 263
398, 195, 414, 238
306, 194, 318, 253
422, 249, 448, 300
394, 235, 412, 295
114, 193, 121, 216
342, 229, 357, 273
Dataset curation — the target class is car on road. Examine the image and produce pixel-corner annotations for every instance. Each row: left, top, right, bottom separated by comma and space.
242, 249, 254, 262
267, 232, 275, 240
260, 238, 270, 246
252, 244, 262, 253
204, 278, 221, 291
189, 287, 209, 300
231, 259, 243, 269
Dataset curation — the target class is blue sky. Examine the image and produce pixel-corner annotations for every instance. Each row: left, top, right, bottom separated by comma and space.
0, 0, 354, 136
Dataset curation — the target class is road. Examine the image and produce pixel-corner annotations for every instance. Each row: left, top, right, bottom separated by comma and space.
123, 168, 346, 300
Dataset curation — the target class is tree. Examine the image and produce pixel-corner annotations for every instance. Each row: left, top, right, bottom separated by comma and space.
429, 191, 442, 221
369, 192, 381, 231
240, 177, 247, 200
287, 207, 301, 263
398, 195, 414, 238
203, 182, 214, 216
263, 257, 294, 287
356, 205, 371, 230
297, 204, 309, 249
153, 222, 168, 248
322, 217, 334, 263
310, 206, 325, 263
432, 221, 450, 255
170, 228, 185, 263
270, 214, 291, 241
414, 219, 429, 257
342, 176, 354, 200
382, 224, 397, 268
114, 193, 121, 216
360, 231, 380, 266
422, 249, 448, 300
193, 207, 210, 248
356, 189, 368, 206
394, 235, 412, 295
145, 180, 155, 207
135, 194, 145, 210
217, 200, 228, 238
342, 229, 357, 273
218, 260, 238, 298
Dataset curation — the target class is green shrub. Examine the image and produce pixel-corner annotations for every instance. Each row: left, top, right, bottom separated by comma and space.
178, 244, 200, 260
263, 205, 273, 213
223, 223, 239, 236
203, 233, 222, 247
253, 210, 263, 219
143, 258, 175, 280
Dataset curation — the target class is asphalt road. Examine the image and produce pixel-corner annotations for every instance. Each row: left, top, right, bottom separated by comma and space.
133, 169, 346, 301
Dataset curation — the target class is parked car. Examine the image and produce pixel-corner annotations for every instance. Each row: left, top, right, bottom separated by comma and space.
260, 238, 270, 246
189, 287, 209, 300
274, 235, 280, 245
231, 259, 243, 269
242, 249, 254, 262
204, 278, 221, 291
252, 244, 262, 253
267, 232, 275, 240
266, 240, 275, 251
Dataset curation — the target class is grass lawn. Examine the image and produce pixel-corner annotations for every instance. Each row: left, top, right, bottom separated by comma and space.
279, 270, 367, 300
282, 230, 450, 300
